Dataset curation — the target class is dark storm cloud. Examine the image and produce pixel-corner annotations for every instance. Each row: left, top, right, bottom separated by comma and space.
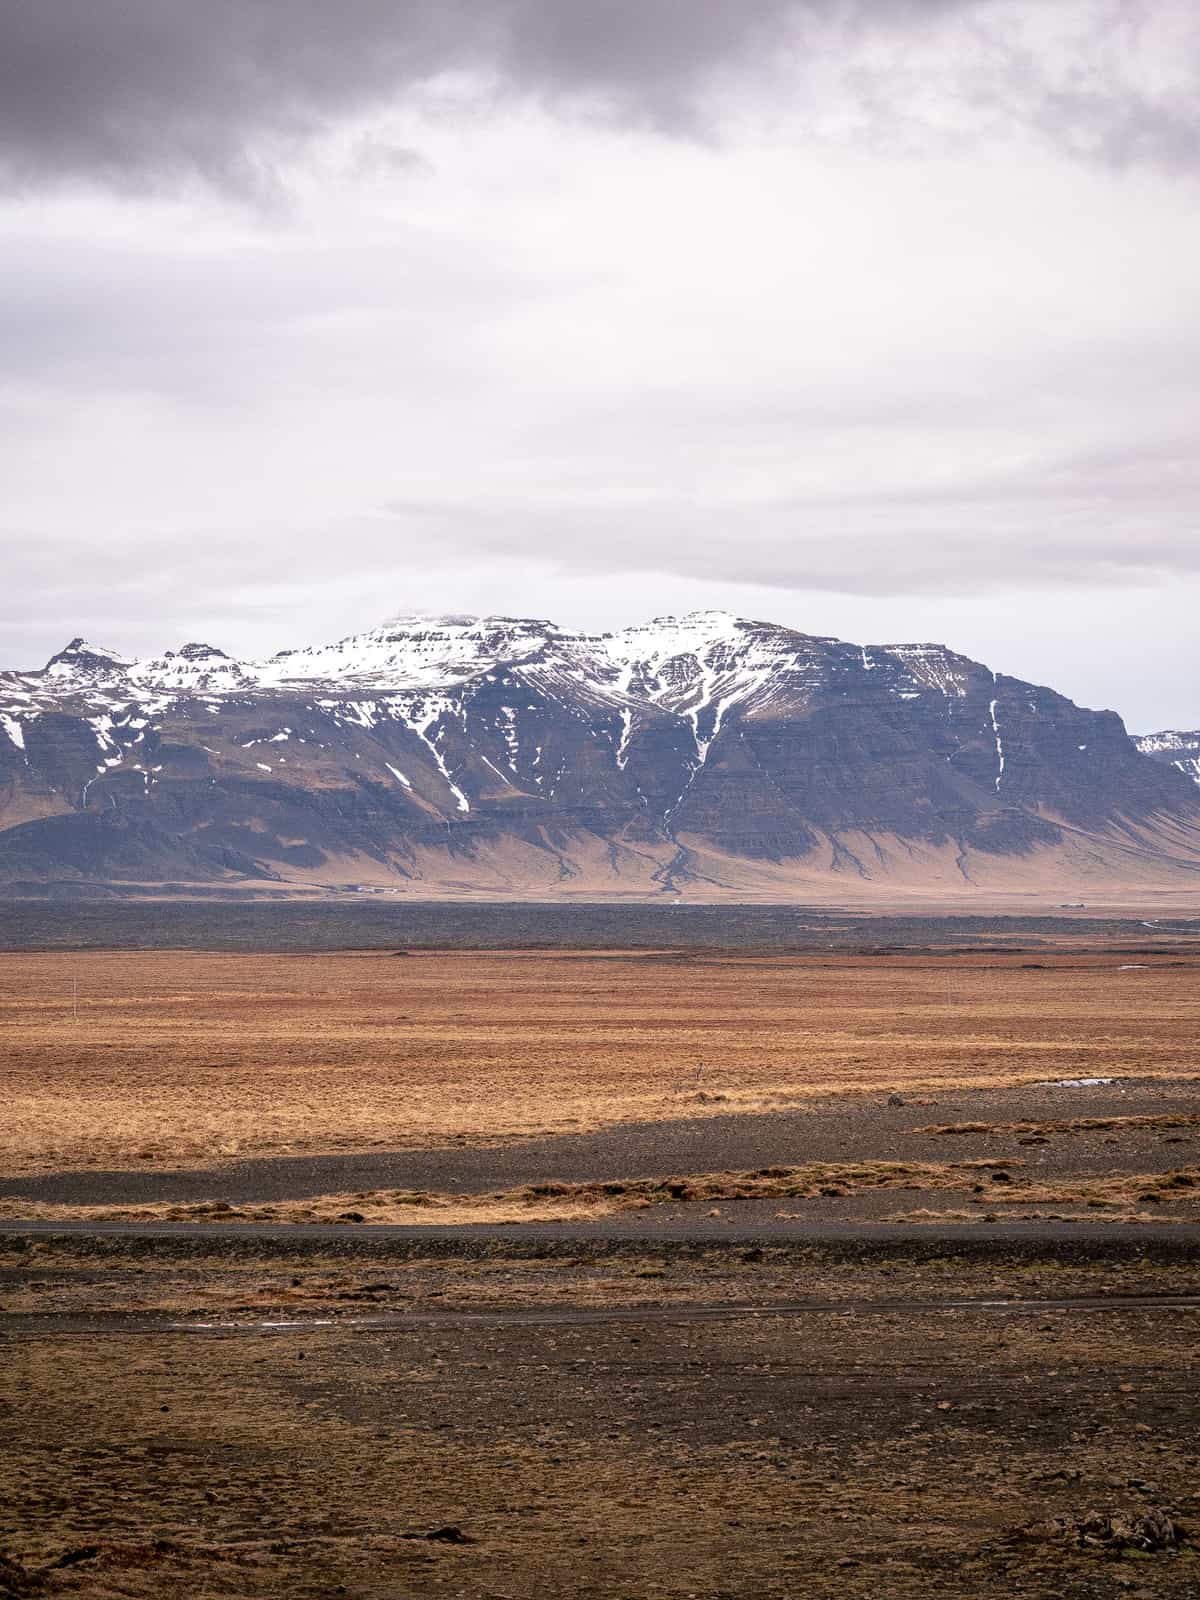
2, 0, 1197, 190
0, 0, 814, 187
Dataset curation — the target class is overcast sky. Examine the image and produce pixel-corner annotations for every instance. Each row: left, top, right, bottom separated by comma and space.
1, 0, 1197, 730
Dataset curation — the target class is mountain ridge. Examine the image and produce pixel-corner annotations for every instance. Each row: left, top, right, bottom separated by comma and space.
2, 611, 1198, 900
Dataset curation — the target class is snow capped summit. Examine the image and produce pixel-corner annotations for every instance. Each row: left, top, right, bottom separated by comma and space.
46, 638, 131, 672
53, 637, 127, 660
1136, 729, 1200, 786
254, 613, 563, 693
174, 642, 230, 661
1136, 729, 1198, 754
597, 613, 805, 764
41, 639, 134, 691
130, 643, 254, 694
0, 611, 1090, 730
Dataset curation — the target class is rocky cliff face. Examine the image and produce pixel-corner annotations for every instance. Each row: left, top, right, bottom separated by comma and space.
1, 613, 1197, 897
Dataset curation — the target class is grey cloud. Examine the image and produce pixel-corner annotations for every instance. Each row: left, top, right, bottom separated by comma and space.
1, 465, 1195, 636
370, 498, 1200, 598
2, 0, 1199, 190
963, 3, 1200, 172
0, 0, 809, 189
0, 1, 451, 191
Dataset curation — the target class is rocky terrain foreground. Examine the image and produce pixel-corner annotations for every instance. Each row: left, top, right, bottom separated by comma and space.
3, 1233, 1199, 1599
2, 611, 1198, 897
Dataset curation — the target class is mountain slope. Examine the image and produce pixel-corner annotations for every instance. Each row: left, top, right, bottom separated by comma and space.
1, 613, 1198, 900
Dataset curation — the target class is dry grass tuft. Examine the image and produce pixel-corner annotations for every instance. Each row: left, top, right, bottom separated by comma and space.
915, 1113, 1200, 1137
7, 1159, 1196, 1227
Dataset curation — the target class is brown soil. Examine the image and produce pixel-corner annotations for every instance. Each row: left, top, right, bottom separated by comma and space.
2, 1244, 1199, 1598
4, 949, 1199, 1177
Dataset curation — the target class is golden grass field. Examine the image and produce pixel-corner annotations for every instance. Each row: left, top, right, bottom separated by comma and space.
1, 948, 1198, 1177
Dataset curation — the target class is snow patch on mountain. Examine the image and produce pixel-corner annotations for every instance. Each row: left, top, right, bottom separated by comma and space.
601, 612, 804, 765
615, 706, 635, 771
395, 693, 471, 812
882, 643, 971, 698
258, 615, 557, 694
1136, 730, 1200, 786
988, 699, 1005, 791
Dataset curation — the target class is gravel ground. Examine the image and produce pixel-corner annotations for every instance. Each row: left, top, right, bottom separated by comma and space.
2, 1242, 1199, 1599
5, 1077, 1198, 1209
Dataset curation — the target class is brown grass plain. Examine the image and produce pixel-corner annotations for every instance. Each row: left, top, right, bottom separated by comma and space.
2, 948, 1198, 1178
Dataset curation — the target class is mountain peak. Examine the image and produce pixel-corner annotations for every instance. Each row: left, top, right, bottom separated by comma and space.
641, 609, 743, 628
172, 642, 229, 661
44, 639, 131, 677
52, 637, 127, 662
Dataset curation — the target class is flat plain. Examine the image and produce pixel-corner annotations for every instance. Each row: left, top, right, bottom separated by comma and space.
3, 921, 1199, 1598
2, 947, 1199, 1180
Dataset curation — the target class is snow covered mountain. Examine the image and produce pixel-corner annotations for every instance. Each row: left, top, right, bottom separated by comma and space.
1, 612, 1198, 898
1136, 730, 1200, 788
